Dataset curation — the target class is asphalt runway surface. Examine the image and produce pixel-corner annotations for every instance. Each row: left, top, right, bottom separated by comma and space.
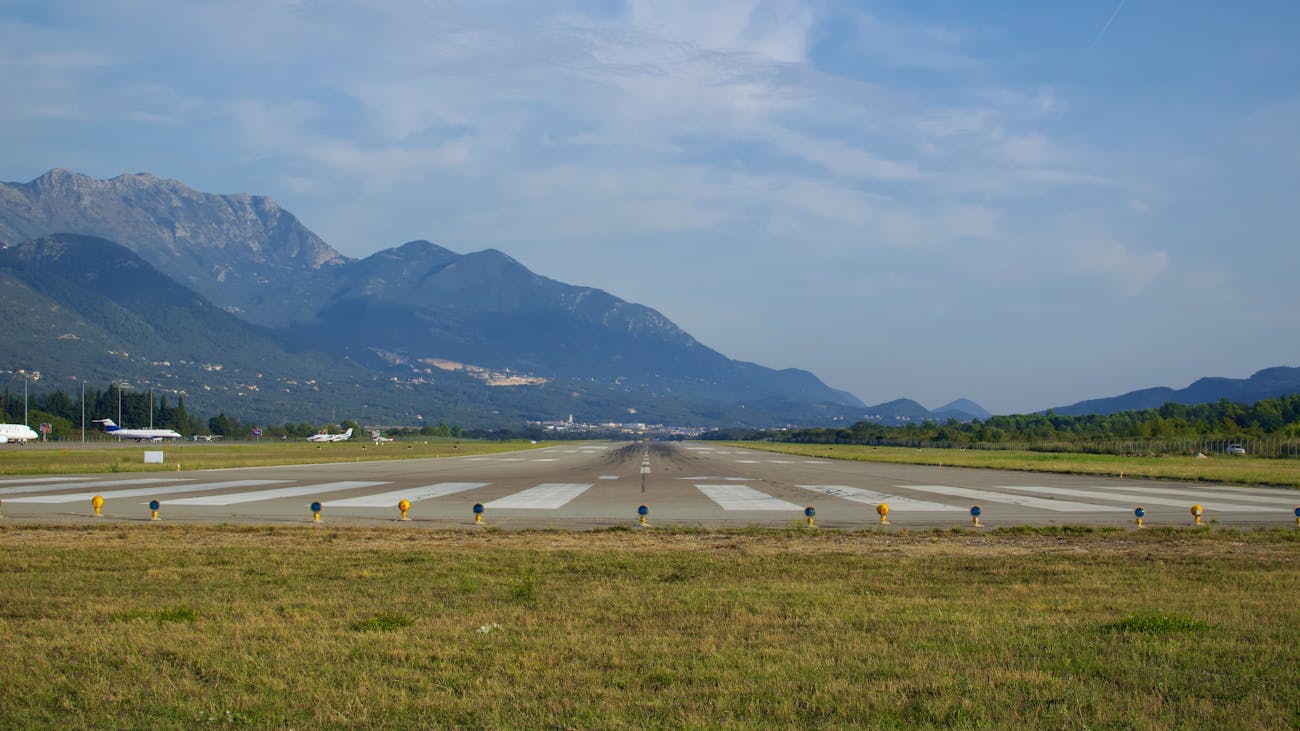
2, 442, 1297, 529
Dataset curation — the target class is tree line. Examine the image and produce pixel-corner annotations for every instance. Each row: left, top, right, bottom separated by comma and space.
0, 384, 473, 441
703, 395, 1300, 457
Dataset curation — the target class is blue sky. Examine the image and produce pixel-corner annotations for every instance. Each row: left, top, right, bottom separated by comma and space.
2, 1, 1297, 414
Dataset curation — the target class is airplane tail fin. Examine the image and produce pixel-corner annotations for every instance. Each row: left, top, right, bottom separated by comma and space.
94, 419, 120, 431
342, 428, 353, 439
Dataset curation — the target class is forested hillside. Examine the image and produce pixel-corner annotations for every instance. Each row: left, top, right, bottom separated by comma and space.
708, 396, 1300, 457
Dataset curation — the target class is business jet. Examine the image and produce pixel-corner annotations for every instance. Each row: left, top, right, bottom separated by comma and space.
307, 427, 353, 443
0, 423, 39, 444
370, 430, 394, 445
93, 419, 182, 441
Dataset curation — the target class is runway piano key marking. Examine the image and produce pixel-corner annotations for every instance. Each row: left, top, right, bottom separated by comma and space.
901, 485, 1128, 513
994, 485, 1277, 513
1082, 483, 1300, 506
0, 477, 193, 497
485, 483, 593, 510
5, 480, 290, 504
164, 481, 388, 506
695, 484, 804, 511
325, 482, 490, 508
797, 485, 965, 512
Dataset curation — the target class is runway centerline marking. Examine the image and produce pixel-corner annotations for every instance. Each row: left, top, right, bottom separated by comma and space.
166, 481, 388, 506
325, 482, 490, 508
485, 483, 593, 510
695, 484, 803, 511
797, 485, 965, 512
5, 480, 291, 504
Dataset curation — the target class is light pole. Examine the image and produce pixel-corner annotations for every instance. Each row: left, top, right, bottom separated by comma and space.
117, 382, 131, 426
18, 370, 39, 426
80, 380, 86, 443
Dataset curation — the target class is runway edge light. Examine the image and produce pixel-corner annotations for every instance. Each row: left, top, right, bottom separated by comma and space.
804, 506, 816, 528
92, 495, 104, 517
1293, 506, 1299, 528
149, 499, 161, 521
398, 499, 411, 521
876, 503, 890, 526
637, 504, 649, 527
970, 505, 982, 527
1134, 506, 1144, 528
1190, 504, 1204, 526
311, 501, 322, 523
473, 503, 484, 525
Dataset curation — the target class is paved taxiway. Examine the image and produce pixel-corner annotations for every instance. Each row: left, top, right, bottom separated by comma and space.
2, 442, 1297, 529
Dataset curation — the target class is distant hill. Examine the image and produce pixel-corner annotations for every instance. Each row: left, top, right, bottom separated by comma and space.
934, 398, 992, 421
1051, 367, 1300, 416
0, 170, 865, 426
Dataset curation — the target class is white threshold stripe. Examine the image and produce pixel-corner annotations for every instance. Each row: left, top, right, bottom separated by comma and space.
485, 484, 592, 510
696, 484, 803, 511
324, 482, 489, 508
797, 485, 965, 512
735, 460, 761, 464
6, 480, 291, 504
1082, 484, 1300, 506
902, 485, 1128, 513
166, 481, 387, 506
994, 485, 1276, 513
0, 477, 192, 497
0, 476, 98, 485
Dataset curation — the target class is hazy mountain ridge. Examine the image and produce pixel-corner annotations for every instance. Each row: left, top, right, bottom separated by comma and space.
1051, 367, 1300, 416
0, 170, 866, 424
0, 169, 345, 325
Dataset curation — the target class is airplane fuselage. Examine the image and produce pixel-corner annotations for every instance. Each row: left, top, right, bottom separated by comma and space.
0, 423, 40, 444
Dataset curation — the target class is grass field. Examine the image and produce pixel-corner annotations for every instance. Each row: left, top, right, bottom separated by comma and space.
0, 439, 552, 476
726, 442, 1300, 489
1, 525, 1296, 728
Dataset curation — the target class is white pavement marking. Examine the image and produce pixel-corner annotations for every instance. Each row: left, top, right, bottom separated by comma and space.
1083, 484, 1300, 506
797, 485, 965, 512
736, 460, 761, 464
677, 476, 752, 481
485, 484, 592, 510
0, 477, 192, 497
901, 485, 1128, 513
325, 482, 490, 508
6, 480, 291, 504
532, 458, 559, 462
165, 481, 387, 506
695, 485, 803, 511
497, 458, 525, 462
597, 476, 620, 480
0, 476, 93, 485
994, 485, 1277, 513
767, 460, 796, 464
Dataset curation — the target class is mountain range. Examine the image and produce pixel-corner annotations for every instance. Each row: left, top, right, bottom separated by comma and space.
1049, 367, 1300, 416
2, 169, 893, 427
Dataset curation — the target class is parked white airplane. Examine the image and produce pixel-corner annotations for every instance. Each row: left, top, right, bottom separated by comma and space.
370, 430, 394, 445
0, 423, 39, 444
93, 419, 182, 441
307, 427, 353, 443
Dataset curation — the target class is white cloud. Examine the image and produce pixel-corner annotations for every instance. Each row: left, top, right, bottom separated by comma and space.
1065, 237, 1169, 295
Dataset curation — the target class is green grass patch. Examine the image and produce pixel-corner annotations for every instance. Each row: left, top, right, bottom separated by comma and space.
350, 612, 416, 632
0, 439, 559, 475
0, 525, 1296, 728
1106, 613, 1210, 634
112, 605, 200, 624
726, 441, 1300, 488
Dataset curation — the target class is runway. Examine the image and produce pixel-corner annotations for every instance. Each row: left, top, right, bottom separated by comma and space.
2, 442, 1297, 529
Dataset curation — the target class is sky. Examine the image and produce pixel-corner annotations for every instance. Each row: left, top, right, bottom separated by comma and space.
2, 0, 1298, 415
